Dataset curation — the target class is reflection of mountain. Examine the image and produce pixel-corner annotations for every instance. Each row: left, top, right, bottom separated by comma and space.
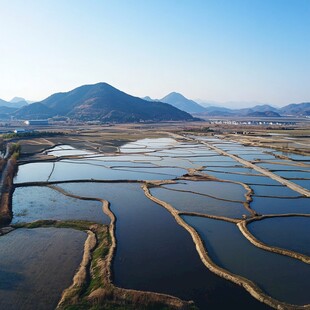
13, 83, 194, 122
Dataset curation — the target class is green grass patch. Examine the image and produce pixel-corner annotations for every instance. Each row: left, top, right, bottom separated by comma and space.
12, 220, 98, 230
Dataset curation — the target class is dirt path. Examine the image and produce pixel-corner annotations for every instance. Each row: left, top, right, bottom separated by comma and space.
171, 133, 310, 197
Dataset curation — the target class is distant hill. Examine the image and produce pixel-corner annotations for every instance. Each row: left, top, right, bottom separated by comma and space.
0, 106, 18, 113
232, 105, 279, 116
198, 106, 234, 116
0, 106, 18, 119
142, 96, 159, 102
0, 98, 28, 109
247, 104, 279, 113
14, 83, 194, 122
245, 110, 281, 117
279, 102, 310, 116
10, 97, 29, 106
13, 102, 55, 119
197, 103, 308, 117
0, 98, 8, 106
2, 86, 309, 120
160, 92, 206, 113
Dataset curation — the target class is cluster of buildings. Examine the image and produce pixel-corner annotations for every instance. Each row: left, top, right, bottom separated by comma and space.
209, 119, 296, 126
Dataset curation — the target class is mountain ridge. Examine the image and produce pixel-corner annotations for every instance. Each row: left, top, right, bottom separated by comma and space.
12, 83, 195, 122
160, 92, 206, 113
1, 85, 309, 120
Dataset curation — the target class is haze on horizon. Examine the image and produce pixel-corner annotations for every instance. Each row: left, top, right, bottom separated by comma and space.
0, 0, 309, 108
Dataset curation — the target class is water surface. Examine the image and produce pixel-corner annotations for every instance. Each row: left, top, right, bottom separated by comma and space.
248, 217, 310, 256
251, 185, 301, 197
0, 228, 86, 310
58, 182, 267, 309
251, 197, 310, 215
12, 186, 108, 224
183, 216, 310, 305
150, 187, 250, 218
162, 180, 246, 201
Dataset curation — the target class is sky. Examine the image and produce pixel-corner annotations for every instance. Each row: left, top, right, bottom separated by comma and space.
0, 0, 309, 107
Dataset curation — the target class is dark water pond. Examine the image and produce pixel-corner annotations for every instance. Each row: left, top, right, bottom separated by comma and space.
202, 171, 280, 185
15, 162, 186, 183
182, 216, 310, 305
88, 154, 162, 162
0, 228, 86, 310
287, 179, 310, 190
256, 163, 310, 172
153, 157, 199, 168
274, 170, 310, 179
12, 186, 109, 224
201, 161, 241, 167
162, 180, 246, 201
286, 154, 310, 161
191, 156, 238, 164
205, 167, 261, 175
251, 196, 310, 215
226, 150, 269, 155
248, 217, 310, 256
51, 162, 186, 181
63, 159, 158, 168
58, 182, 267, 309
238, 154, 277, 161
15, 162, 54, 183
150, 187, 250, 218
251, 185, 301, 197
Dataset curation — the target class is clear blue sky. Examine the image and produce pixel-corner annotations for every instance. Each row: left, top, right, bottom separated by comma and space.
0, 0, 309, 107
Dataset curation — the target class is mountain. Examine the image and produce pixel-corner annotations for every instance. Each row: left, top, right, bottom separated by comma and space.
160, 92, 206, 113
10, 98, 28, 108
200, 106, 234, 116
0, 97, 28, 109
0, 106, 18, 120
245, 110, 281, 117
13, 102, 55, 119
279, 102, 310, 116
14, 83, 194, 122
0, 98, 9, 106
247, 104, 279, 113
142, 96, 158, 102
198, 104, 294, 117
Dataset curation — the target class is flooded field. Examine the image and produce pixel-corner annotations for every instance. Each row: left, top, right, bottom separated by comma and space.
248, 217, 310, 256
58, 182, 266, 309
150, 186, 250, 218
0, 228, 86, 310
182, 216, 310, 305
1, 132, 309, 309
12, 186, 109, 224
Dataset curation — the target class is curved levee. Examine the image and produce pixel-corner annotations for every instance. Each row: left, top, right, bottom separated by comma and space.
143, 183, 310, 310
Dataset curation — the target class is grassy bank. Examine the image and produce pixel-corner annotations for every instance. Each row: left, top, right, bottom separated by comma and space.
12, 219, 195, 310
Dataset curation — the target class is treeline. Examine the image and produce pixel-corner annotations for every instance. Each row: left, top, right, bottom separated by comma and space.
2, 131, 65, 139
184, 127, 214, 133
